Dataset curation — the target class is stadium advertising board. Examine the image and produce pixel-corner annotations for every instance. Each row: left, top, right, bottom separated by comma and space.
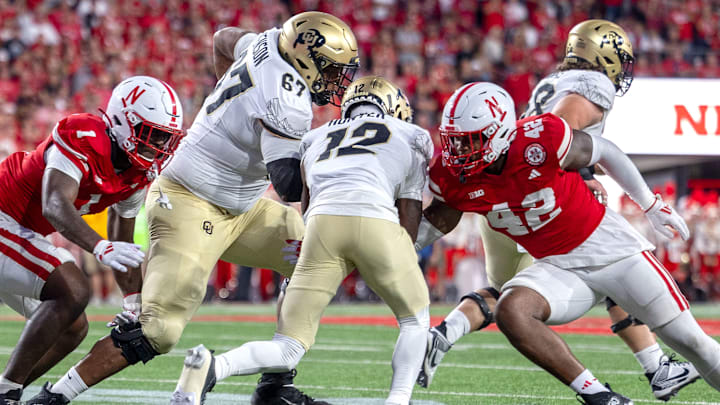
604, 78, 720, 156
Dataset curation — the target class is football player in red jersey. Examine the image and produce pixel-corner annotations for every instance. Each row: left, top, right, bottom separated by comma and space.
0, 76, 184, 404
415, 82, 720, 404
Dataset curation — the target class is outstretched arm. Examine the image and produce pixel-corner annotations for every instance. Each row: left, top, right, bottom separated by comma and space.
213, 27, 254, 79
397, 198, 422, 242
562, 130, 689, 240
106, 208, 143, 298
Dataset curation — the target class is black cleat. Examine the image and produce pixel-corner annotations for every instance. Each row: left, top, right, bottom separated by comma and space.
577, 383, 633, 405
24, 382, 70, 405
251, 370, 331, 405
0, 388, 22, 405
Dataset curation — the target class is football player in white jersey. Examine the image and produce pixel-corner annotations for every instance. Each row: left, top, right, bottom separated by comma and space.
417, 19, 700, 401
28, 11, 359, 405
171, 76, 433, 405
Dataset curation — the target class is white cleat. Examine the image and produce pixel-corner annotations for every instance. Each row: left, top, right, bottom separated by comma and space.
170, 344, 216, 405
647, 355, 701, 401
416, 327, 452, 388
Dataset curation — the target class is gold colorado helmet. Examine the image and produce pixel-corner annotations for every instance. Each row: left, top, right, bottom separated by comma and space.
340, 76, 413, 122
278, 11, 360, 106
564, 19, 634, 95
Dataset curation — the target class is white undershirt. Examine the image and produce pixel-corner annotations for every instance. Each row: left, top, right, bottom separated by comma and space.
44, 145, 146, 218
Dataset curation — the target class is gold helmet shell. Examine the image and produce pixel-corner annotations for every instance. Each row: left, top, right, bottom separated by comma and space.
564, 19, 635, 95
278, 11, 360, 106
340, 76, 413, 122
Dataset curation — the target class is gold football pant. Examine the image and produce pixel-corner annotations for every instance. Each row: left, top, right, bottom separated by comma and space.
278, 214, 430, 350
477, 215, 534, 290
140, 177, 304, 353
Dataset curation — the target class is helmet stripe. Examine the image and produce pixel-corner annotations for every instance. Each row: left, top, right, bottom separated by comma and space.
448, 82, 480, 125
159, 80, 179, 128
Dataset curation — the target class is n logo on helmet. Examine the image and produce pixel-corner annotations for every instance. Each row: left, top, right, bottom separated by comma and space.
123, 86, 146, 107
485, 96, 507, 121
293, 29, 326, 50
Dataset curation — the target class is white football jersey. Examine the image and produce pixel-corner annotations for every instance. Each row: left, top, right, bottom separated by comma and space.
524, 70, 616, 137
164, 28, 313, 215
301, 113, 433, 223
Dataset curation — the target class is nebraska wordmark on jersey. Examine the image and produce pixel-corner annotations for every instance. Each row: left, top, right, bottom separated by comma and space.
524, 70, 616, 137
164, 28, 313, 215
301, 113, 433, 223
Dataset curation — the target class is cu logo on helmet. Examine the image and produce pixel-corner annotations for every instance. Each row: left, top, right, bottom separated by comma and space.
293, 29, 326, 49
601, 31, 623, 48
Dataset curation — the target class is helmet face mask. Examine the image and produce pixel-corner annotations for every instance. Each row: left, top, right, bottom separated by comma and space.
102, 76, 185, 172
341, 76, 413, 122
564, 19, 635, 95
439, 82, 517, 178
279, 12, 360, 106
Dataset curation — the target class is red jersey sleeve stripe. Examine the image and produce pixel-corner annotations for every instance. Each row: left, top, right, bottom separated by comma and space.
556, 117, 573, 166
428, 179, 445, 201
0, 239, 51, 280
0, 228, 62, 270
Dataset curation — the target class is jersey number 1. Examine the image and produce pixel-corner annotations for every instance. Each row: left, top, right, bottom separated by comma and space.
317, 122, 391, 161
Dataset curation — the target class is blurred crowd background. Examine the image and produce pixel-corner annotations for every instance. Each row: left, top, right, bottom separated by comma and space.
1, 0, 719, 305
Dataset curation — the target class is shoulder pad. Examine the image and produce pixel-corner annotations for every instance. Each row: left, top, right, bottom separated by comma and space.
53, 114, 112, 164
562, 70, 615, 111
258, 54, 312, 140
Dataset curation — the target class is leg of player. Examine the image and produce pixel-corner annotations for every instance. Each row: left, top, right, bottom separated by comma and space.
416, 287, 499, 388
606, 298, 701, 399
0, 263, 90, 403
495, 287, 632, 405
23, 314, 89, 386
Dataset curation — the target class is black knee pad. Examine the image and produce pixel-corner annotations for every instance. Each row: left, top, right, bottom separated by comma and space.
110, 321, 159, 365
610, 315, 645, 334
605, 297, 617, 310
461, 287, 499, 331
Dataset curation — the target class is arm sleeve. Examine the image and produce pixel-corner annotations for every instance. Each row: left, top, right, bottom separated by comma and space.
111, 188, 147, 218
266, 158, 302, 202
588, 136, 655, 210
44, 144, 84, 184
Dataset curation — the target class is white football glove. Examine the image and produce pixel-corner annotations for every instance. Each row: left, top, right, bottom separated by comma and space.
93, 240, 145, 272
644, 195, 690, 241
122, 292, 142, 315
282, 239, 302, 265
106, 310, 139, 328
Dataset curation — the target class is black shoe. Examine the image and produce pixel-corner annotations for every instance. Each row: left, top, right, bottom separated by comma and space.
577, 383, 633, 405
250, 370, 330, 405
24, 383, 70, 404
0, 388, 22, 405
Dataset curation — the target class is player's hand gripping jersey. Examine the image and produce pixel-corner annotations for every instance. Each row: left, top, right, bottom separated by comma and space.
0, 114, 150, 236
163, 28, 313, 215
525, 70, 616, 137
301, 112, 433, 222
429, 113, 605, 259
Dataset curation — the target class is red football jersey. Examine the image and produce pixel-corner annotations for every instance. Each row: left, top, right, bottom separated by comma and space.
429, 113, 606, 259
0, 113, 151, 236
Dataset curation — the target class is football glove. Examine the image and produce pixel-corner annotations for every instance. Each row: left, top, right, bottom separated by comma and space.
644, 195, 690, 241
282, 239, 302, 265
106, 310, 139, 328
123, 292, 142, 315
93, 240, 145, 272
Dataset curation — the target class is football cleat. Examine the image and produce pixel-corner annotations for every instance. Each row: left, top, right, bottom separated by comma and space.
646, 354, 701, 401
0, 388, 22, 405
251, 370, 330, 405
577, 383, 633, 405
170, 344, 217, 405
416, 326, 452, 388
24, 382, 70, 405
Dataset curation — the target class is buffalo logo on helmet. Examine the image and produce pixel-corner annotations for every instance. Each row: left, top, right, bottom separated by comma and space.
524, 143, 547, 166
293, 29, 326, 50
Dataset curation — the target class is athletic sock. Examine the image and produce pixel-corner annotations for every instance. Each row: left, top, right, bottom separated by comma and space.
634, 343, 664, 374
443, 308, 471, 344
0, 376, 22, 395
214, 334, 305, 381
569, 369, 609, 395
50, 366, 88, 400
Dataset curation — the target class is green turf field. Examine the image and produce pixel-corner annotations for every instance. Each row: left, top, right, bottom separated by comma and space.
2, 303, 720, 404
